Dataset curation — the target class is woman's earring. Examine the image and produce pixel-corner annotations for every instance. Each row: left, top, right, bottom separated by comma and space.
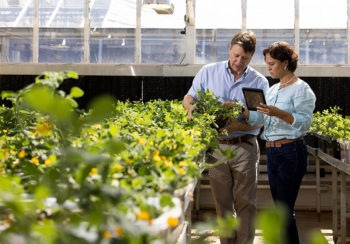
283, 66, 288, 71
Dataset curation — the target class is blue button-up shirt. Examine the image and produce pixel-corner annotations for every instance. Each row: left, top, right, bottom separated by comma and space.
187, 60, 269, 137
247, 79, 316, 141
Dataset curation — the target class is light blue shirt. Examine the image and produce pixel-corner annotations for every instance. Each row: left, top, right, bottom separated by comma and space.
247, 79, 316, 141
187, 60, 269, 137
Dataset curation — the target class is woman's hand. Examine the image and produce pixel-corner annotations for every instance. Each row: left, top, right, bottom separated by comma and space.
256, 103, 279, 116
257, 103, 294, 124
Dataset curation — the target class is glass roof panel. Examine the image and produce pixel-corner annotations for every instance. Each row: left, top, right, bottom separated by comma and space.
196, 0, 241, 29
0, 0, 33, 27
300, 0, 346, 28
247, 0, 294, 29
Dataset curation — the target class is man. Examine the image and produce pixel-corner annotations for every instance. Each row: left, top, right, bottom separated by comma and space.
183, 31, 269, 244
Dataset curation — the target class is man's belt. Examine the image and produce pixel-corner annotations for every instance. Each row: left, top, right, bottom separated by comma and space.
218, 135, 256, 146
265, 137, 304, 148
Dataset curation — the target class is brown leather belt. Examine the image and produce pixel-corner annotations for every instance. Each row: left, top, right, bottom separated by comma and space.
218, 135, 256, 146
266, 137, 304, 148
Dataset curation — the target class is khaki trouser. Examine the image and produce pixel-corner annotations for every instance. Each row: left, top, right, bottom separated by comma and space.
207, 137, 259, 244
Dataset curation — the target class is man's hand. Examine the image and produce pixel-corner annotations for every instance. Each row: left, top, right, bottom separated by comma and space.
186, 105, 195, 120
220, 120, 243, 133
183, 95, 196, 120
222, 101, 237, 108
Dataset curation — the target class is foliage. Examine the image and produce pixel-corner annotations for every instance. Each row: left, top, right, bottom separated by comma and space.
0, 71, 219, 243
194, 90, 243, 130
309, 106, 350, 141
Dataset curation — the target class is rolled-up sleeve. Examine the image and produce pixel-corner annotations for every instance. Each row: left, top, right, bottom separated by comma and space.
291, 86, 316, 131
247, 110, 265, 126
187, 69, 205, 100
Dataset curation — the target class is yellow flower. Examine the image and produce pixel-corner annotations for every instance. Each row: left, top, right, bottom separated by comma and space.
114, 163, 123, 170
165, 160, 173, 167
103, 231, 111, 239
35, 122, 52, 136
146, 156, 150, 161
161, 156, 166, 161
114, 226, 123, 237
2, 129, 7, 133
136, 210, 150, 221
18, 150, 26, 158
31, 157, 39, 165
167, 217, 179, 227
179, 161, 187, 167
153, 154, 161, 162
178, 168, 185, 175
44, 159, 51, 166
138, 138, 146, 144
125, 159, 132, 164
92, 124, 102, 129
89, 168, 98, 176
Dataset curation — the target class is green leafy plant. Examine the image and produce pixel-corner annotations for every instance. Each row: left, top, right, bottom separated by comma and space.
193, 90, 243, 130
309, 106, 350, 141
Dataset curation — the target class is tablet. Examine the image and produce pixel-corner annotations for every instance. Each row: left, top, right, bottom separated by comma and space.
242, 88, 266, 111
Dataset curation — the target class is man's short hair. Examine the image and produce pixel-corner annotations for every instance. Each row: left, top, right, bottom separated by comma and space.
231, 31, 257, 54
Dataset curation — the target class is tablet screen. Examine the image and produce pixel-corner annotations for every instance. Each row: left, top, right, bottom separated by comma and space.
242, 88, 266, 111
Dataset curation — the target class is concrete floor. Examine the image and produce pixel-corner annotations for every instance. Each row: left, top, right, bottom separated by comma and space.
191, 210, 336, 244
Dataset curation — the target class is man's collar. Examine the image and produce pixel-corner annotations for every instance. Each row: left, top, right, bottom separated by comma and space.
226, 60, 250, 78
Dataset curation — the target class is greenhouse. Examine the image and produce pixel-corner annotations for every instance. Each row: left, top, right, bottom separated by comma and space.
0, 0, 349, 243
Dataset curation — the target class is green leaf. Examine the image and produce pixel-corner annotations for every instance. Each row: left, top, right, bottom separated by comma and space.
104, 139, 126, 155
69, 86, 84, 98
309, 230, 328, 244
256, 205, 287, 244
1, 90, 18, 101
159, 194, 174, 207
85, 95, 117, 124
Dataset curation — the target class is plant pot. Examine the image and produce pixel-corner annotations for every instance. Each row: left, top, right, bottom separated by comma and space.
304, 132, 318, 148
315, 133, 341, 160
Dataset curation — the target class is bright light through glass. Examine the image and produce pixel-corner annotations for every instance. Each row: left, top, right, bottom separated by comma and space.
247, 0, 294, 29
300, 0, 347, 28
196, 0, 241, 29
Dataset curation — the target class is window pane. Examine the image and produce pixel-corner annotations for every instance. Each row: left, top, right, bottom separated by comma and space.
90, 0, 111, 28
247, 0, 294, 29
196, 0, 241, 29
141, 0, 185, 28
38, 0, 84, 63
250, 29, 294, 64
300, 0, 346, 28
141, 29, 184, 64
0, 0, 33, 27
299, 29, 347, 64
141, 1, 185, 63
8, 37, 32, 62
39, 31, 84, 63
102, 0, 136, 28
196, 29, 240, 64
90, 28, 135, 64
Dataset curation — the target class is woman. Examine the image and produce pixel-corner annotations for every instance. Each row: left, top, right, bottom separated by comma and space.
242, 41, 316, 244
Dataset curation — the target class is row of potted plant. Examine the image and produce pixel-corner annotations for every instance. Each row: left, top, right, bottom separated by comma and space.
0, 71, 228, 243
306, 106, 350, 162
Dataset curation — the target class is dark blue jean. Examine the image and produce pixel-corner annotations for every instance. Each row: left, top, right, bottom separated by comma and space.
266, 140, 308, 244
